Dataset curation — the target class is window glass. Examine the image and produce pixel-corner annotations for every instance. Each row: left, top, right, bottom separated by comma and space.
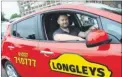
100, 17, 122, 43
77, 14, 98, 27
16, 17, 37, 40
76, 14, 99, 31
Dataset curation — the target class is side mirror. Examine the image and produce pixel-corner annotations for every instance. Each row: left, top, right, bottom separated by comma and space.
86, 30, 112, 47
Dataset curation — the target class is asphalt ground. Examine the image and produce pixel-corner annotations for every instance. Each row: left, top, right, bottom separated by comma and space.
1, 66, 7, 77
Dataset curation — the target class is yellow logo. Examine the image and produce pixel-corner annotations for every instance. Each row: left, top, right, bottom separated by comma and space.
50, 54, 112, 77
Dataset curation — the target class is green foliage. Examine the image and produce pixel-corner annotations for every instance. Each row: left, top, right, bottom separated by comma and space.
1, 12, 7, 21
10, 13, 21, 19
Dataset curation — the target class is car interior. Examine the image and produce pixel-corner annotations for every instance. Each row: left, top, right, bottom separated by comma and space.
42, 12, 96, 40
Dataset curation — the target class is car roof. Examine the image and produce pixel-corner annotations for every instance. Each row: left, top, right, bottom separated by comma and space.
84, 3, 122, 15
12, 3, 121, 24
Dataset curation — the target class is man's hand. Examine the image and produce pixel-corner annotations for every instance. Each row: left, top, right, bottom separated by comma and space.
89, 26, 98, 31
78, 26, 98, 38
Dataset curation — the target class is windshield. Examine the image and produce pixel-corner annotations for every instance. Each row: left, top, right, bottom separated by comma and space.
84, 3, 122, 15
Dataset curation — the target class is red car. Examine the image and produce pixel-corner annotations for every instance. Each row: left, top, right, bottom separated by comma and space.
2, 3, 122, 77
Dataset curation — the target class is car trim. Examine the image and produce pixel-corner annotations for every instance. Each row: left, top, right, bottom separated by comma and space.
86, 39, 112, 47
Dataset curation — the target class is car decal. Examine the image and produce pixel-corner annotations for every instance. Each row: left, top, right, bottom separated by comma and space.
49, 53, 112, 77
14, 52, 36, 67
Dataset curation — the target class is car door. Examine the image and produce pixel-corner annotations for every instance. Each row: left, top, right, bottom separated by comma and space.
36, 10, 121, 77
37, 42, 121, 77
9, 15, 41, 77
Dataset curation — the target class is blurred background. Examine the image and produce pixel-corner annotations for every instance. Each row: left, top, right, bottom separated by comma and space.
1, 0, 122, 22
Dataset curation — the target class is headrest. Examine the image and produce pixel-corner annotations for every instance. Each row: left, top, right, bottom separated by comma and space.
68, 16, 73, 26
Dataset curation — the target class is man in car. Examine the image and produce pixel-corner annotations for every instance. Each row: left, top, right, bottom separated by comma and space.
53, 15, 97, 41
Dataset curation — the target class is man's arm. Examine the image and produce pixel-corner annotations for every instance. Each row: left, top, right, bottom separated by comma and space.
53, 34, 85, 41
78, 26, 97, 38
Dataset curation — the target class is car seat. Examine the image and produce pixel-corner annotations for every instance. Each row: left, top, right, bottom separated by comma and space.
48, 15, 59, 40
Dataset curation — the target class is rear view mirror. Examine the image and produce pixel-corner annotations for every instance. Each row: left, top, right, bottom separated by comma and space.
86, 30, 112, 47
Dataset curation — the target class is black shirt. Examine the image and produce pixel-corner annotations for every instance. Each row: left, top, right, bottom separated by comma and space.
53, 26, 80, 39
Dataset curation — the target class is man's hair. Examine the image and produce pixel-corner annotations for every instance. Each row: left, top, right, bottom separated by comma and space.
57, 14, 68, 20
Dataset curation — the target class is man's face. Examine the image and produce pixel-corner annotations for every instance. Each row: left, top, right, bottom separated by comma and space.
57, 15, 69, 28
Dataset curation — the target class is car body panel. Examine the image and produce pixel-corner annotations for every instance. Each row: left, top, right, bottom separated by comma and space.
37, 42, 121, 77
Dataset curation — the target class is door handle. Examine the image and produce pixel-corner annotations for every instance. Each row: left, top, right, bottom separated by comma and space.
40, 50, 54, 55
8, 46, 15, 49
